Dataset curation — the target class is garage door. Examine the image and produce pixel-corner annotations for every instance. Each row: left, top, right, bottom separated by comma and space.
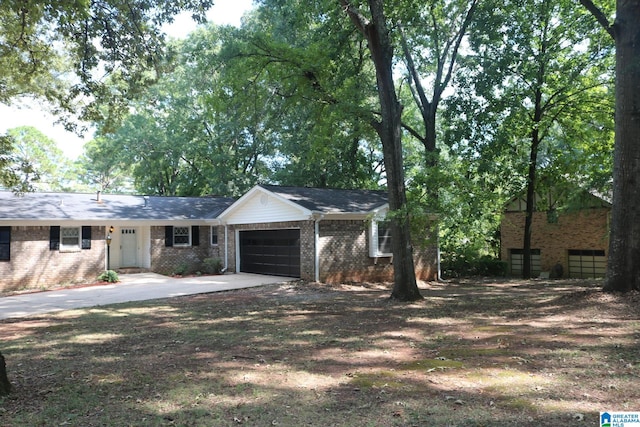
568, 249, 606, 278
509, 249, 541, 276
239, 229, 301, 277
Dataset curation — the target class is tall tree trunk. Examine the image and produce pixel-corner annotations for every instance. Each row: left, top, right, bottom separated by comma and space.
341, 0, 422, 301
604, 0, 640, 292
0, 351, 11, 396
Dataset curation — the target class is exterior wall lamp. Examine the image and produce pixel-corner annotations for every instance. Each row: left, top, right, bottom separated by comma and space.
106, 226, 114, 270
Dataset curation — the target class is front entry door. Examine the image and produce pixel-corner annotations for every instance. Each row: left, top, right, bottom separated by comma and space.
121, 228, 138, 267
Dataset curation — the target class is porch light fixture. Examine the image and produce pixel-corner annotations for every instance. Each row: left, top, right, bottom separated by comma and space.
106, 226, 114, 270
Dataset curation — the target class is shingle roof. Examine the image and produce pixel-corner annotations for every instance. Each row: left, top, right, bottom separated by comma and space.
0, 191, 235, 221
260, 185, 388, 213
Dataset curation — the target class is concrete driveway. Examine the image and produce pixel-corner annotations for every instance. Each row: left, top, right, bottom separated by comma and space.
0, 273, 296, 320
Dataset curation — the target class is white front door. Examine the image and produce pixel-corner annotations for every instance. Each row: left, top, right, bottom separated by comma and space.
121, 228, 138, 267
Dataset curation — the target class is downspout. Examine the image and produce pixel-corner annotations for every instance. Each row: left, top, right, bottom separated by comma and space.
314, 213, 325, 282
224, 224, 229, 272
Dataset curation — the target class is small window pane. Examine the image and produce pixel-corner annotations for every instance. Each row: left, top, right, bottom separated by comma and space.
174, 226, 190, 245
378, 221, 392, 254
61, 227, 80, 248
211, 227, 218, 245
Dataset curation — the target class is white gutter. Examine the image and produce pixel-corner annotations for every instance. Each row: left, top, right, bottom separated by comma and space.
224, 224, 229, 272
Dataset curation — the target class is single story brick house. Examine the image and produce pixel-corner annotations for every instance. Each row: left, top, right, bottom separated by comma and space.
500, 190, 610, 278
0, 185, 438, 292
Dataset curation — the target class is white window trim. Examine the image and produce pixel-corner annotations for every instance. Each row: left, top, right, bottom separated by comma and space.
60, 226, 81, 252
369, 219, 393, 258
210, 226, 219, 246
173, 226, 191, 247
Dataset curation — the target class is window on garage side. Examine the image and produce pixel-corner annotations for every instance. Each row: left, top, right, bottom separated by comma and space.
0, 226, 10, 261
377, 220, 392, 254
211, 226, 218, 246
370, 219, 393, 257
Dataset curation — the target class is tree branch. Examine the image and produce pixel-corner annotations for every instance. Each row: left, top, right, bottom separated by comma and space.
401, 121, 424, 142
439, 0, 479, 96
578, 0, 615, 39
339, 0, 370, 36
398, 22, 430, 115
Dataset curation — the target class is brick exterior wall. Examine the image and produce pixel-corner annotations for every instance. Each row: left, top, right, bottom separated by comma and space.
1, 220, 438, 293
414, 244, 439, 281
0, 226, 105, 293
150, 226, 225, 275
500, 207, 609, 275
319, 219, 395, 283
319, 220, 438, 283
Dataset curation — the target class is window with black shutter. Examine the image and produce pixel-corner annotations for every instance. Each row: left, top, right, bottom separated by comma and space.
173, 226, 190, 246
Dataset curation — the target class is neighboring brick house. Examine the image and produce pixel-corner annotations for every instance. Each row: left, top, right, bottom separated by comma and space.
0, 185, 439, 292
500, 191, 610, 278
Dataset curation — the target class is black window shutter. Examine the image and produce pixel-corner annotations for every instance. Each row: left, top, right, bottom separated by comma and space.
81, 226, 92, 249
0, 226, 10, 261
165, 226, 174, 247
50, 226, 60, 250
192, 226, 200, 246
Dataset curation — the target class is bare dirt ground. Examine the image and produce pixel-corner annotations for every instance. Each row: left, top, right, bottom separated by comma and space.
0, 278, 638, 426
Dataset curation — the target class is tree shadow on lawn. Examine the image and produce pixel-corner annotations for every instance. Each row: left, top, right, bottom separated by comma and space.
0, 279, 638, 426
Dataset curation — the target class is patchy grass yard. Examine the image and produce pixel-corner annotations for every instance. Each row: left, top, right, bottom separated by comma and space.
0, 278, 638, 426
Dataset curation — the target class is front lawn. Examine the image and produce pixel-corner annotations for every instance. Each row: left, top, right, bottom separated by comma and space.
1, 278, 638, 426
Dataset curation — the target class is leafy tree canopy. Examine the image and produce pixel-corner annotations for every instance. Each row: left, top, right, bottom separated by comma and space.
0, 0, 214, 129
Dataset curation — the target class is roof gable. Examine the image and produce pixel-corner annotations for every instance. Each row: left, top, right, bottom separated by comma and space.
219, 185, 389, 224
219, 186, 313, 225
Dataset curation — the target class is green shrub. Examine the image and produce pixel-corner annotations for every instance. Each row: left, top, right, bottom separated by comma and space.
98, 270, 119, 283
202, 257, 223, 274
174, 263, 189, 276
441, 254, 507, 278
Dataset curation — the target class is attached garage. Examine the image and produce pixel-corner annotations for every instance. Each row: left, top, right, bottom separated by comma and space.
239, 229, 301, 277
568, 249, 606, 278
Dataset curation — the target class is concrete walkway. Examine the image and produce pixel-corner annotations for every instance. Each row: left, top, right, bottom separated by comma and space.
0, 273, 296, 320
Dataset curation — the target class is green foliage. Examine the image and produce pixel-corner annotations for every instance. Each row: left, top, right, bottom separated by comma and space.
202, 257, 223, 275
89, 11, 385, 195
0, 135, 20, 192
98, 270, 119, 283
75, 137, 134, 193
1, 1, 215, 125
4, 126, 75, 192
441, 253, 508, 278
173, 263, 189, 276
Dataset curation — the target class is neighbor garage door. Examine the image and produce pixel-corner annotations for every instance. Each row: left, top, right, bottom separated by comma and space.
509, 249, 541, 276
239, 229, 301, 277
568, 249, 606, 278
